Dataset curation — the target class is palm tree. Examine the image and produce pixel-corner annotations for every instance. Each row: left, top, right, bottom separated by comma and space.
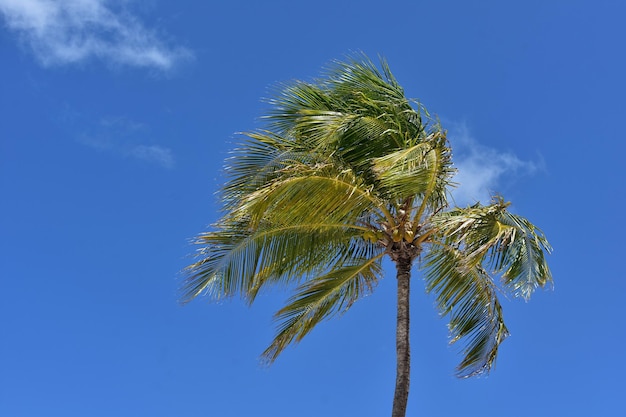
182, 55, 552, 417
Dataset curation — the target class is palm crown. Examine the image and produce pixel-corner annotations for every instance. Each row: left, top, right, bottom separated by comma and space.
183, 55, 552, 414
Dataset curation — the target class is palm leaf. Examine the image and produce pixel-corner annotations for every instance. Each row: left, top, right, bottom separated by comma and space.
431, 199, 553, 300
424, 244, 509, 377
262, 254, 384, 363
265, 81, 337, 136
371, 135, 454, 207
494, 211, 553, 300
182, 219, 384, 302
236, 162, 392, 228
221, 131, 322, 209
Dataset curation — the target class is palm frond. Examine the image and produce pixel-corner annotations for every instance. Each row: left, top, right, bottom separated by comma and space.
494, 211, 553, 300
285, 109, 359, 153
182, 220, 383, 304
325, 55, 407, 105
262, 54, 436, 175
265, 81, 337, 136
221, 131, 322, 209
431, 198, 553, 300
236, 162, 392, 228
371, 134, 454, 207
267, 90, 411, 170
424, 244, 509, 377
262, 254, 384, 363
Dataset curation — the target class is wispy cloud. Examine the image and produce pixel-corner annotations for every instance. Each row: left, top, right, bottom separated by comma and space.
128, 144, 174, 169
78, 116, 175, 169
448, 123, 539, 206
0, 0, 192, 71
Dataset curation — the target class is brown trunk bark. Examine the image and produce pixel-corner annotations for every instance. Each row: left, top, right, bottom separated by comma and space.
391, 254, 412, 417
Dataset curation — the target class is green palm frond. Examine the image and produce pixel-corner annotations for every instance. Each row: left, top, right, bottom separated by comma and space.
182, 219, 382, 303
221, 131, 318, 208
424, 244, 509, 377
267, 88, 407, 172
263, 55, 437, 176
493, 211, 553, 299
371, 134, 455, 208
326, 55, 408, 107
236, 162, 391, 227
325, 56, 429, 141
265, 81, 337, 136
262, 253, 384, 363
294, 110, 401, 164
432, 198, 553, 300
424, 198, 552, 376
184, 155, 390, 304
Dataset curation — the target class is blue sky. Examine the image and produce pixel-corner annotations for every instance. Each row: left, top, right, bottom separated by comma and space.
1, 1, 625, 416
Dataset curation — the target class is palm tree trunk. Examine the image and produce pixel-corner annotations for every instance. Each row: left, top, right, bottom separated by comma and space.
391, 254, 412, 417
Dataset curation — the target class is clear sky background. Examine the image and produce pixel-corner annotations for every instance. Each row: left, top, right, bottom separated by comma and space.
1, 1, 624, 416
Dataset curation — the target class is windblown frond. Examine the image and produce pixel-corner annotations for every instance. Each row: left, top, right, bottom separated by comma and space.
424, 244, 509, 377
265, 81, 337, 136
371, 134, 454, 208
495, 211, 553, 299
236, 162, 390, 226
263, 54, 442, 181
221, 131, 320, 209
431, 198, 553, 300
262, 254, 384, 363
182, 220, 377, 303
422, 198, 552, 376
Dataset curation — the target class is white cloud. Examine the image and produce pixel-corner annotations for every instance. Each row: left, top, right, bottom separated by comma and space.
0, 0, 192, 71
78, 117, 175, 169
448, 123, 538, 206
128, 144, 174, 169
